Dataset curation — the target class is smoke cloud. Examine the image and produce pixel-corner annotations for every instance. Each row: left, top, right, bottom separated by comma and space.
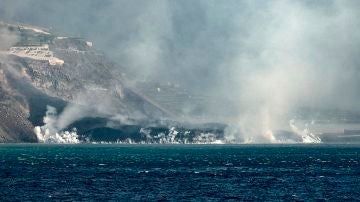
1, 0, 360, 142
34, 105, 80, 143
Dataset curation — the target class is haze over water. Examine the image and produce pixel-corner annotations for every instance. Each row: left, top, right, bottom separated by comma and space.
2, 1, 360, 143
1, 1, 360, 201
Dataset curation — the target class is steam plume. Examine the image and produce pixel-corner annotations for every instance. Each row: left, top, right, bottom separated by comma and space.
1, 1, 360, 142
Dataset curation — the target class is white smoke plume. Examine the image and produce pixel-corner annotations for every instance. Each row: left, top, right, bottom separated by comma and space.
55, 89, 139, 131
289, 119, 321, 143
34, 105, 80, 144
223, 1, 360, 143
1, 1, 360, 143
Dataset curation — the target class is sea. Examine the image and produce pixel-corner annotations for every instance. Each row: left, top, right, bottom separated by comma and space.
0, 144, 359, 201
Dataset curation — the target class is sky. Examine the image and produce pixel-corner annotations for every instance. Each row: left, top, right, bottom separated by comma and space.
1, 0, 360, 141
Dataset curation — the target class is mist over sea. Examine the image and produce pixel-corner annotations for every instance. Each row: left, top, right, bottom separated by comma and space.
1, 144, 359, 201
1, 1, 360, 201
3, 1, 360, 144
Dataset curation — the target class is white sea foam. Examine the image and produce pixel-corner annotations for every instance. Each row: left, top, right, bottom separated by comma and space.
34, 107, 319, 144
289, 119, 321, 143
35, 127, 79, 144
122, 127, 224, 144
224, 118, 322, 144
34, 105, 80, 144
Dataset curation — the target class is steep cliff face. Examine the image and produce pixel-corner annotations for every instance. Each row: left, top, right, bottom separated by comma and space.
0, 22, 171, 143
0, 67, 37, 142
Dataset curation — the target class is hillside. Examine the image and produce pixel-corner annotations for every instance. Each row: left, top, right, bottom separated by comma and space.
0, 22, 173, 142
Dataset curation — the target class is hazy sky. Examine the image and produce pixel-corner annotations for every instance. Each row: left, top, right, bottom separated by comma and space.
1, 0, 360, 140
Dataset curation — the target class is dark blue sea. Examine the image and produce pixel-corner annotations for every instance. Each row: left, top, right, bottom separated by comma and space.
1, 144, 360, 201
